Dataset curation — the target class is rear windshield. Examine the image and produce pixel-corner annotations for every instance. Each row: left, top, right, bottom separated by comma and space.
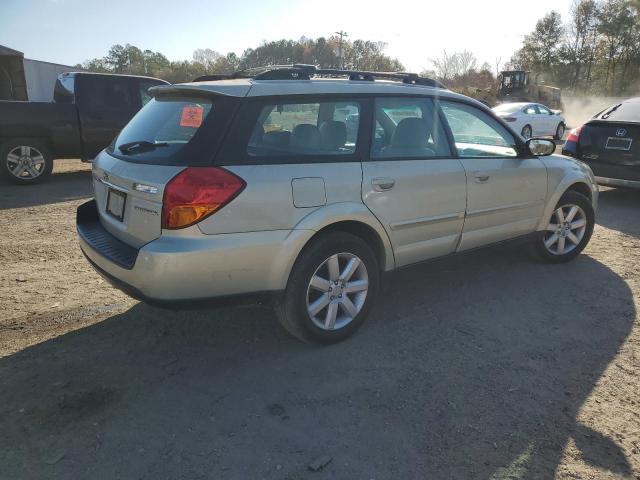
108, 95, 237, 165
596, 99, 640, 122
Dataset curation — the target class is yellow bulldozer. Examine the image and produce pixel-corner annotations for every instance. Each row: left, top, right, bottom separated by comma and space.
453, 70, 562, 110
496, 70, 562, 109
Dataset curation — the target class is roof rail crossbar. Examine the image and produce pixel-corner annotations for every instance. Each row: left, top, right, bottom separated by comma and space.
192, 72, 252, 82
192, 64, 445, 88
253, 68, 311, 80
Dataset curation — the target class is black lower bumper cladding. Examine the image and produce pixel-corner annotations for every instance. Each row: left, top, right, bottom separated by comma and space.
76, 200, 138, 270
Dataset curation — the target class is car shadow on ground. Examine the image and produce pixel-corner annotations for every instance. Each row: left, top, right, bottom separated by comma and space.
0, 168, 92, 210
0, 244, 634, 479
596, 187, 640, 238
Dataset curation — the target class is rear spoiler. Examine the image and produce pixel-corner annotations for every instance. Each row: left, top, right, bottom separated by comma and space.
148, 83, 250, 98
149, 84, 225, 98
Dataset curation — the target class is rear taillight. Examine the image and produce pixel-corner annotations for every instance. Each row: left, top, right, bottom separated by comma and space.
162, 167, 245, 229
502, 117, 517, 123
562, 125, 583, 157
566, 126, 582, 143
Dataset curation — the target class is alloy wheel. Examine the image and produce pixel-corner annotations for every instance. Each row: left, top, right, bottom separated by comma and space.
543, 204, 587, 255
306, 252, 369, 331
6, 146, 46, 180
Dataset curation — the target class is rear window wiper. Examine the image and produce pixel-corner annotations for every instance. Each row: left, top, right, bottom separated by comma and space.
118, 140, 169, 154
601, 103, 622, 119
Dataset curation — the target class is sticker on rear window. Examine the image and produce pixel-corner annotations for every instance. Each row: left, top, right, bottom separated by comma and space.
180, 105, 204, 128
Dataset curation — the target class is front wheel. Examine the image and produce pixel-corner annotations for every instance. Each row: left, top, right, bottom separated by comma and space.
554, 122, 565, 140
0, 139, 53, 185
276, 232, 380, 343
533, 191, 594, 263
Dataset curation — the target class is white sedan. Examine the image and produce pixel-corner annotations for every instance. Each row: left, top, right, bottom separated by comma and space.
493, 102, 566, 140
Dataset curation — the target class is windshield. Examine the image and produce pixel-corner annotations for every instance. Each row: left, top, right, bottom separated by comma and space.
110, 96, 214, 163
501, 72, 525, 89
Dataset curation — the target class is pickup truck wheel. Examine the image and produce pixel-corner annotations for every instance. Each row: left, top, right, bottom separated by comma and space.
533, 191, 594, 263
276, 232, 379, 344
1, 140, 53, 185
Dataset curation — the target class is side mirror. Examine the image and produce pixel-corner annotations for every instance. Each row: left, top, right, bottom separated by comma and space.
527, 138, 555, 156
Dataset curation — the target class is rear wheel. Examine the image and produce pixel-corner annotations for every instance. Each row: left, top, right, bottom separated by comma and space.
533, 191, 594, 263
0, 139, 53, 185
521, 125, 532, 140
554, 122, 565, 140
276, 232, 379, 344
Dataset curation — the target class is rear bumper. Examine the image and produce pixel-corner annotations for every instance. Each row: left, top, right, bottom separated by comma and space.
595, 176, 640, 189
81, 251, 280, 308
77, 200, 304, 304
580, 160, 640, 182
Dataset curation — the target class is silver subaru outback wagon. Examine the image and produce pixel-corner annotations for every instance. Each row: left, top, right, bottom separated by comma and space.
77, 66, 598, 343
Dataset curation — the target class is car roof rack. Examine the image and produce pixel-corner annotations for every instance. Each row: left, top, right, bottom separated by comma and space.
192, 64, 445, 88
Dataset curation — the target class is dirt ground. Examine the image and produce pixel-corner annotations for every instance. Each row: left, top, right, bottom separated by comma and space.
0, 159, 639, 479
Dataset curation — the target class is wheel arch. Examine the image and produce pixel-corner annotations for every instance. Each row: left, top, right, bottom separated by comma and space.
311, 220, 388, 273
269, 202, 395, 291
537, 169, 598, 231
565, 181, 592, 201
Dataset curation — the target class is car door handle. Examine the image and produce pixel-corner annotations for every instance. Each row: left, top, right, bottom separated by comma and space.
371, 177, 395, 191
473, 172, 490, 183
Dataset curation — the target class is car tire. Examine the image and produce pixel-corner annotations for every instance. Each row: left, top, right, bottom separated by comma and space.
276, 232, 380, 344
521, 125, 532, 140
0, 139, 53, 185
533, 191, 594, 263
554, 122, 565, 140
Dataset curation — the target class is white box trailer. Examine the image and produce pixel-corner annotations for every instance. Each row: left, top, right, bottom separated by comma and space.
23, 58, 76, 102
0, 44, 76, 102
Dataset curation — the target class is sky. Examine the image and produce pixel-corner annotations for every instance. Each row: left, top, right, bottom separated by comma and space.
0, 0, 574, 73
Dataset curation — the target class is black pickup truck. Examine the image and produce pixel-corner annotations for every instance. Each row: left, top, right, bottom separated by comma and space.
0, 72, 168, 184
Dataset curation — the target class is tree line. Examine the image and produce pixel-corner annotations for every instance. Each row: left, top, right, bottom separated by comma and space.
77, 36, 404, 84
79, 2, 638, 97
510, 0, 640, 95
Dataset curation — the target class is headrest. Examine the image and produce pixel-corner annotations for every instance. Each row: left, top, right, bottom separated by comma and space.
262, 130, 290, 146
319, 121, 347, 150
391, 117, 430, 147
290, 124, 321, 150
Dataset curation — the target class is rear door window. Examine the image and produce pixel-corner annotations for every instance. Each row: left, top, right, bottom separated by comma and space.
537, 104, 551, 115
84, 76, 136, 112
248, 100, 360, 157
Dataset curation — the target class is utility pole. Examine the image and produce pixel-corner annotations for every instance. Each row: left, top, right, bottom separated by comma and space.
335, 30, 348, 69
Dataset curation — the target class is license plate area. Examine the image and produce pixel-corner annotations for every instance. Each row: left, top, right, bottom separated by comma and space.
106, 188, 127, 222
605, 137, 632, 151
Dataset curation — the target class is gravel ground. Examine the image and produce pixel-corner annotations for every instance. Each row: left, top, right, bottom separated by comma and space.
0, 160, 639, 479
